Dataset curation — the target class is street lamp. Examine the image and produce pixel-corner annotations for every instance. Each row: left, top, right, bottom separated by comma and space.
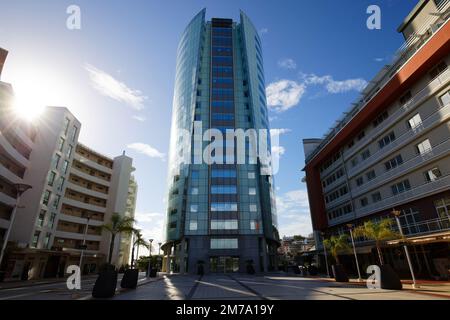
347, 224, 362, 282
147, 238, 153, 277
158, 242, 162, 271
0, 184, 32, 270
78, 213, 92, 273
392, 209, 418, 289
320, 232, 330, 278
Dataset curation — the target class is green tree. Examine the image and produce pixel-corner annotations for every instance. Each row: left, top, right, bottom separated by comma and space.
353, 218, 399, 265
323, 234, 350, 265
102, 213, 135, 265
131, 229, 148, 267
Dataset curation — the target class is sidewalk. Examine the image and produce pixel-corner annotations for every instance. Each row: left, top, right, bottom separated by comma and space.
312, 275, 450, 299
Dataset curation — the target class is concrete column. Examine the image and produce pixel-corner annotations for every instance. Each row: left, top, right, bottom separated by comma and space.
164, 244, 172, 273
179, 239, 186, 274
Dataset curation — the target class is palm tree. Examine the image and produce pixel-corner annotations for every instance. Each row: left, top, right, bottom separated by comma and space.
353, 218, 399, 265
102, 213, 135, 265
323, 234, 350, 265
131, 229, 148, 268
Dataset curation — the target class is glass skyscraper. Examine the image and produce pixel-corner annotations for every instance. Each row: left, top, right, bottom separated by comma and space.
163, 9, 279, 274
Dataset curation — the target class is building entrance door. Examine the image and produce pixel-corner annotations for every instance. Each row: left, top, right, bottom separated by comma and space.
210, 257, 239, 273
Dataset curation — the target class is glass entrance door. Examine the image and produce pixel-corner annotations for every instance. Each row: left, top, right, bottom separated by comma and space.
210, 257, 239, 273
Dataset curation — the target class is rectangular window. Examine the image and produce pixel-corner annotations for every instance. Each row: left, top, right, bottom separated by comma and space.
248, 172, 255, 179
371, 192, 382, 203
250, 220, 258, 230
211, 185, 237, 194
373, 111, 388, 127
366, 170, 376, 181
58, 138, 65, 152
357, 131, 365, 141
391, 180, 411, 195
407, 113, 422, 129
189, 221, 198, 231
37, 209, 46, 227
57, 177, 65, 191
399, 91, 412, 106
47, 171, 56, 186
249, 204, 257, 212
31, 231, 40, 248
191, 170, 200, 179
361, 149, 371, 160
66, 145, 73, 158
210, 238, 238, 249
378, 132, 396, 149
249, 187, 256, 195
71, 126, 78, 142
43, 233, 51, 249
42, 190, 51, 206
62, 160, 69, 174
64, 118, 70, 135
360, 197, 369, 207
416, 139, 432, 155
48, 213, 56, 229
356, 177, 364, 186
53, 195, 61, 209
191, 187, 199, 195
211, 169, 236, 178
384, 154, 403, 171
210, 220, 238, 230
429, 61, 447, 80
424, 167, 442, 182
190, 204, 198, 213
440, 90, 450, 106
211, 203, 238, 212
52, 154, 61, 169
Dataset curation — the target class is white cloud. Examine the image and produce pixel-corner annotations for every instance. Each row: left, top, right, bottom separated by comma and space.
266, 80, 306, 112
133, 212, 165, 256
271, 145, 285, 157
278, 58, 297, 70
132, 115, 146, 122
374, 57, 384, 62
300, 72, 367, 94
127, 142, 165, 160
276, 189, 312, 237
85, 63, 147, 110
259, 28, 269, 35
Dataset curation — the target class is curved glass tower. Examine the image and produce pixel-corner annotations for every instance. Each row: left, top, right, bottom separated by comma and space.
163, 9, 279, 274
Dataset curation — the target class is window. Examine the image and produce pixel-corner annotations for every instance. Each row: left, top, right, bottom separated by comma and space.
197, 90, 201, 96
373, 111, 388, 127
360, 197, 369, 207
391, 180, 411, 195
194, 114, 201, 121
211, 169, 236, 178
58, 138, 65, 152
399, 91, 412, 106
385, 154, 403, 171
348, 140, 355, 149
378, 132, 396, 149
440, 90, 450, 106
248, 172, 255, 179
48, 213, 56, 229
191, 187, 199, 195
190, 204, 198, 213
191, 170, 200, 179
53, 195, 61, 209
351, 158, 359, 168
371, 192, 382, 203
52, 154, 61, 169
210, 238, 238, 249
249, 187, 256, 195
42, 190, 51, 206
64, 118, 70, 135
66, 145, 73, 158
43, 233, 51, 249
424, 167, 442, 182
211, 220, 238, 230
57, 177, 65, 191
357, 131, 365, 141
37, 210, 46, 227
407, 113, 422, 129
71, 126, 78, 142
211, 185, 237, 194
211, 203, 238, 212
47, 171, 56, 186
189, 221, 198, 231
429, 61, 447, 80
31, 231, 40, 248
416, 139, 432, 155
249, 204, 257, 212
361, 149, 371, 160
356, 177, 364, 186
366, 170, 376, 181
250, 220, 258, 230
62, 160, 69, 174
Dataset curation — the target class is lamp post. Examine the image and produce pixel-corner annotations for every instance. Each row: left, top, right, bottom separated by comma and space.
147, 238, 153, 277
0, 184, 32, 271
347, 224, 362, 282
158, 242, 162, 271
130, 233, 136, 269
320, 232, 330, 278
78, 213, 92, 273
392, 209, 418, 289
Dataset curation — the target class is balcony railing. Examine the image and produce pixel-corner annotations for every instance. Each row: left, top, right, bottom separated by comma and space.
400, 216, 450, 237
347, 103, 450, 178
355, 174, 450, 219
351, 137, 450, 198
343, 68, 450, 161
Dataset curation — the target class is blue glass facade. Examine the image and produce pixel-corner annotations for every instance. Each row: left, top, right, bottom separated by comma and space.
164, 10, 279, 273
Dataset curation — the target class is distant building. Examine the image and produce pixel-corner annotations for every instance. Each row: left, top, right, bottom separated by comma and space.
0, 48, 136, 280
303, 1, 450, 280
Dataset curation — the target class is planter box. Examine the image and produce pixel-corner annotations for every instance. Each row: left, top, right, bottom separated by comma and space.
332, 264, 349, 282
92, 270, 118, 298
120, 269, 138, 289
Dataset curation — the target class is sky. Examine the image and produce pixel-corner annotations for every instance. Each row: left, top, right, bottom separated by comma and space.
0, 0, 419, 254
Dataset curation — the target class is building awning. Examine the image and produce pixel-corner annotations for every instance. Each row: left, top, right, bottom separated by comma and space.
387, 231, 450, 245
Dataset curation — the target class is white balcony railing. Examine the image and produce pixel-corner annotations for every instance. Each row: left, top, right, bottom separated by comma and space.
66, 182, 109, 200
347, 103, 450, 178
325, 192, 351, 211
351, 138, 450, 198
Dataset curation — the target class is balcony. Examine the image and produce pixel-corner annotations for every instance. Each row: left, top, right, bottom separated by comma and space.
322, 172, 347, 194
58, 213, 104, 227
343, 69, 450, 161
62, 197, 106, 213
66, 182, 108, 200
319, 157, 343, 180
73, 153, 113, 175
351, 138, 450, 198
324, 192, 351, 211
70, 167, 110, 187
398, 216, 450, 238
355, 174, 450, 219
347, 103, 450, 178
54, 230, 102, 242
0, 163, 23, 185
0, 132, 30, 168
